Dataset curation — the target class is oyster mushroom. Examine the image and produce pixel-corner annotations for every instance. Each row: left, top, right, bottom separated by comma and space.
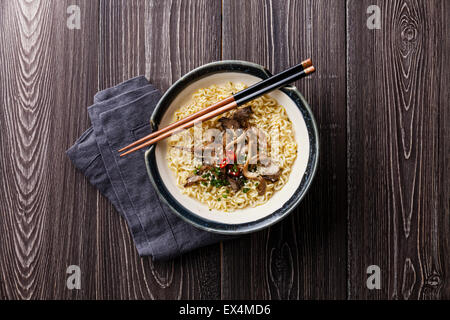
256, 177, 266, 196
218, 117, 240, 130
260, 161, 281, 182
184, 175, 206, 187
227, 176, 243, 192
232, 106, 252, 128
242, 155, 259, 179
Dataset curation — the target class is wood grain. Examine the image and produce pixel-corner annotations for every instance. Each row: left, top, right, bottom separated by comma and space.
96, 0, 152, 299
347, 0, 450, 299
0, 0, 448, 300
0, 0, 100, 299
144, 0, 222, 300
94, 0, 223, 299
221, 0, 348, 299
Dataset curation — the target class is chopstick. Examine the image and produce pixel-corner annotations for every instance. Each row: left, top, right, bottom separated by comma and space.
118, 59, 312, 153
119, 64, 315, 157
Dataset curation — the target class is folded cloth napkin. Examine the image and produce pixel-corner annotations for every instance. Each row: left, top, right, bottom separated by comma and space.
67, 76, 230, 261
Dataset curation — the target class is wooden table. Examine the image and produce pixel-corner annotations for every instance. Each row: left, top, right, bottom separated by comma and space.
0, 0, 448, 300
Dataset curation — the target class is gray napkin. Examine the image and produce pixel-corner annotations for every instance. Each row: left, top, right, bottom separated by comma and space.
67, 76, 229, 261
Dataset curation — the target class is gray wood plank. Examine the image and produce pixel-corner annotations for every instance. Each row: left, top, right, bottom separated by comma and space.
145, 0, 223, 300
221, 0, 348, 299
95, 0, 151, 299
92, 0, 223, 299
1, 0, 448, 301
0, 0, 100, 299
347, 0, 450, 299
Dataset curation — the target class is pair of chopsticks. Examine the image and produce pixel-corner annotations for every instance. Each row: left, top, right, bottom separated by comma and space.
119, 59, 315, 157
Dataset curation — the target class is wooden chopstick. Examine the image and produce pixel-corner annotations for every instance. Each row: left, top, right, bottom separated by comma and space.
119, 65, 315, 157
118, 59, 312, 153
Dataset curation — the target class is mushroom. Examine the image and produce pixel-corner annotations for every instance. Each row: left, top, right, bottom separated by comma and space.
197, 165, 213, 174
243, 155, 281, 182
232, 106, 253, 128
256, 177, 266, 196
184, 175, 206, 187
218, 117, 240, 130
227, 176, 242, 192
242, 156, 259, 179
260, 162, 281, 182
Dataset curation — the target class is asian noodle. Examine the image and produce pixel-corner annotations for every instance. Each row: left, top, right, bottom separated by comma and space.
166, 82, 297, 212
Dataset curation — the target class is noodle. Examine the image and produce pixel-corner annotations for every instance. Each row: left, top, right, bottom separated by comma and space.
166, 82, 297, 212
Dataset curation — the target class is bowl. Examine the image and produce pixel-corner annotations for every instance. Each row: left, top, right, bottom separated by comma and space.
145, 60, 319, 235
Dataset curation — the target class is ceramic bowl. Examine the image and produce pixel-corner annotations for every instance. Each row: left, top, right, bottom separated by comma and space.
145, 60, 319, 234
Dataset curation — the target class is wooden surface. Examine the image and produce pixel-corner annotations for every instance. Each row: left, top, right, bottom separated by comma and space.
347, 0, 450, 299
0, 0, 448, 300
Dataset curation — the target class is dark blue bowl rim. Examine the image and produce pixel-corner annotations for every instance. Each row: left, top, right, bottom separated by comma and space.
145, 60, 319, 235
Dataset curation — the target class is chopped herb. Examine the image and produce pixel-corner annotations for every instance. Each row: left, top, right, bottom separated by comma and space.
217, 197, 221, 201
243, 188, 250, 193
210, 178, 221, 188
210, 167, 221, 177
201, 181, 208, 187
255, 183, 259, 187
222, 194, 228, 199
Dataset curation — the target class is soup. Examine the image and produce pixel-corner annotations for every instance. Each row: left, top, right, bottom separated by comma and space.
166, 82, 297, 211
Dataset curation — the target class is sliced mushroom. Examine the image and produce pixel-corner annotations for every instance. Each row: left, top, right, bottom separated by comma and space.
242, 156, 259, 179
232, 106, 252, 127
260, 162, 281, 182
219, 166, 227, 178
227, 176, 242, 192
259, 162, 280, 175
256, 177, 266, 196
218, 117, 240, 130
243, 154, 282, 182
262, 175, 280, 182
184, 175, 206, 187
197, 165, 213, 174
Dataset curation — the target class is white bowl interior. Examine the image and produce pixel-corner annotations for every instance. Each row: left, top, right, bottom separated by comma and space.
155, 72, 310, 224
